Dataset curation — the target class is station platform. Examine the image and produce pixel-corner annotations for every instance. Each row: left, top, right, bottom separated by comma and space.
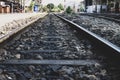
0, 13, 47, 28
0, 12, 47, 43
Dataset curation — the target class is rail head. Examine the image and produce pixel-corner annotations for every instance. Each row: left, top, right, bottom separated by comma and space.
55, 14, 120, 54
0, 60, 98, 65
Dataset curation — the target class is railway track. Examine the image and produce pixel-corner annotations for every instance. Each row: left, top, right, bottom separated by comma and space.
0, 14, 120, 80
80, 13, 120, 23
61, 13, 120, 48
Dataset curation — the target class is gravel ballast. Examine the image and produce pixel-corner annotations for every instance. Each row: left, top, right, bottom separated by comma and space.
61, 14, 120, 47
0, 14, 118, 80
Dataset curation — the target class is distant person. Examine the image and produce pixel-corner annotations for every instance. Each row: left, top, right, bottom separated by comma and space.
115, 2, 119, 13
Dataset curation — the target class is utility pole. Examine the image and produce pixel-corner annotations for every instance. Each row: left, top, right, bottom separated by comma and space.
73, 1, 75, 12
23, 0, 25, 12
100, 0, 102, 13
9, 0, 14, 13
21, 0, 25, 13
12, 2, 13, 13
106, 0, 108, 12
64, 0, 66, 11
95, 0, 97, 13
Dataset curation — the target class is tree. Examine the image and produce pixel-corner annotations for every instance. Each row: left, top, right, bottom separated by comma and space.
29, 1, 35, 11
52, 6, 61, 12
47, 3, 54, 12
66, 6, 72, 14
58, 3, 64, 10
80, 5, 84, 12
43, 5, 48, 12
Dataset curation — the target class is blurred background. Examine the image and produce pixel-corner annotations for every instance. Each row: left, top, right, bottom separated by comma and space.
0, 0, 119, 13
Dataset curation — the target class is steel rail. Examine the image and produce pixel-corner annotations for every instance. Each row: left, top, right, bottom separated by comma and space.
19, 50, 65, 53
55, 14, 120, 54
0, 60, 97, 65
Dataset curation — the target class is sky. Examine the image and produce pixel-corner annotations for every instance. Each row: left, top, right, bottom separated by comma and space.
42, 0, 83, 6
42, 0, 64, 6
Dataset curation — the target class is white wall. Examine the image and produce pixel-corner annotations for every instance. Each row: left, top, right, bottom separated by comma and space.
86, 5, 107, 13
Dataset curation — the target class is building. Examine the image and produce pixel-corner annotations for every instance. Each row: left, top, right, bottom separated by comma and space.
25, 0, 42, 12
64, 0, 84, 13
0, 0, 42, 13
0, 0, 22, 13
84, 0, 120, 13
0, 0, 10, 13
34, 0, 42, 12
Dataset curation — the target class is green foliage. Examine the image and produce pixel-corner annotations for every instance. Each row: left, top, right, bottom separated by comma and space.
110, 3, 114, 7
29, 1, 35, 11
58, 3, 64, 10
43, 5, 48, 12
66, 6, 72, 14
52, 6, 61, 12
43, 4, 64, 12
47, 3, 54, 12
80, 5, 84, 12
